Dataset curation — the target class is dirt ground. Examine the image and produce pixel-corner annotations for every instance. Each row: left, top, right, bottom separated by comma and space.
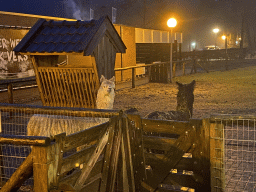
113, 61, 256, 119
1, 60, 256, 119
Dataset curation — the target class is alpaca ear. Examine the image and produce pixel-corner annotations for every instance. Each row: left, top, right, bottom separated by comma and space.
100, 75, 105, 83
176, 81, 182, 87
109, 76, 115, 82
190, 80, 196, 87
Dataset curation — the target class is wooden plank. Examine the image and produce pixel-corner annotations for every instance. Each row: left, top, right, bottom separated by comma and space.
162, 173, 200, 191
142, 125, 196, 191
81, 159, 103, 189
132, 68, 135, 88
105, 116, 123, 192
31, 56, 46, 106
143, 135, 176, 151
74, 125, 110, 190
0, 153, 33, 192
42, 68, 54, 106
73, 69, 83, 107
52, 68, 64, 106
209, 121, 225, 192
59, 158, 103, 190
100, 117, 117, 192
67, 69, 76, 107
59, 68, 72, 107
142, 118, 191, 135
0, 103, 120, 117
0, 134, 51, 146
61, 145, 96, 175
86, 69, 95, 108
7, 83, 13, 104
46, 68, 58, 107
33, 145, 52, 192
189, 119, 211, 191
52, 133, 65, 188
64, 122, 108, 152
50, 69, 61, 106
127, 115, 146, 191
121, 117, 136, 192
81, 69, 91, 107
144, 152, 194, 172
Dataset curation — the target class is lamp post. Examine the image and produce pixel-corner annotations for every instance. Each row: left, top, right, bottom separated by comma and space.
222, 34, 228, 70
222, 35, 227, 53
213, 28, 219, 49
167, 18, 177, 83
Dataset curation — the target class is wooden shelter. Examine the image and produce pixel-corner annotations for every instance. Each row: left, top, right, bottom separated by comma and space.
14, 16, 126, 108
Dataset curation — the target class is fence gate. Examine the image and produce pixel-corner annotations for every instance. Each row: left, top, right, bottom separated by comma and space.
211, 115, 256, 192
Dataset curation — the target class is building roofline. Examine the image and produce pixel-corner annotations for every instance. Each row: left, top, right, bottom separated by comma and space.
0, 11, 77, 21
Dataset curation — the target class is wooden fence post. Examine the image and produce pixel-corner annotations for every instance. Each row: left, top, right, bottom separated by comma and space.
190, 119, 211, 191
7, 83, 13, 104
183, 62, 186, 76
172, 62, 176, 78
32, 133, 65, 191
209, 119, 225, 192
132, 68, 135, 88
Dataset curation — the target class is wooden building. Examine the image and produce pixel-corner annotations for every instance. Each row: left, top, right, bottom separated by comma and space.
14, 16, 126, 108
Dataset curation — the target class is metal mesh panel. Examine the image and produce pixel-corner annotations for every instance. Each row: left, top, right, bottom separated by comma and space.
0, 104, 118, 191
0, 109, 33, 189
212, 116, 256, 192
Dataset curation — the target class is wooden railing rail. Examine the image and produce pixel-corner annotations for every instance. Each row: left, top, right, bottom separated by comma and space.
0, 103, 121, 118
115, 60, 192, 88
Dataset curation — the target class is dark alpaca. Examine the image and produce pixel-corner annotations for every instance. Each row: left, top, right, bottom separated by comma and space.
146, 80, 196, 121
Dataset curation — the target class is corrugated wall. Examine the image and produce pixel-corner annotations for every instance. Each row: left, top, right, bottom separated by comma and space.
114, 25, 136, 82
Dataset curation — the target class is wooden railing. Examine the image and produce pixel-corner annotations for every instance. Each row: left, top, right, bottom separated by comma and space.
0, 103, 225, 191
0, 76, 36, 104
0, 104, 143, 191
115, 60, 191, 88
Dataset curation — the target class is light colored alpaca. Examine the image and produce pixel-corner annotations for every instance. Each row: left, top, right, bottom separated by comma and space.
27, 75, 115, 138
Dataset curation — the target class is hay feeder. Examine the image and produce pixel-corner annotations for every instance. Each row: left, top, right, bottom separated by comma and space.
14, 16, 126, 108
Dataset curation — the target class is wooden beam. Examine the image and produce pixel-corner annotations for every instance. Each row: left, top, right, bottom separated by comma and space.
19, 52, 84, 56
64, 122, 108, 152
7, 83, 13, 104
142, 126, 196, 190
0, 134, 51, 146
61, 145, 96, 175
0, 153, 33, 192
74, 126, 110, 190
142, 118, 191, 135
0, 103, 120, 117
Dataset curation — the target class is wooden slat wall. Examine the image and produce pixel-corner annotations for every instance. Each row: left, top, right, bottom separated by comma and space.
37, 67, 100, 108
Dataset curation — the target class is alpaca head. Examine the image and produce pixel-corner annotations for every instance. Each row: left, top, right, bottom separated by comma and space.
96, 75, 115, 110
176, 80, 195, 118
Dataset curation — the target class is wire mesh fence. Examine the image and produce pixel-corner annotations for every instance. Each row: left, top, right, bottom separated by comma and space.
211, 115, 256, 192
0, 103, 119, 191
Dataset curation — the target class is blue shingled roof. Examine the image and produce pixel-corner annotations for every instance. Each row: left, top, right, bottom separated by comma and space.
14, 16, 126, 55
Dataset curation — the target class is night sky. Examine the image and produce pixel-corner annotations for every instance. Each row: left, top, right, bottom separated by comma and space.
1, 0, 255, 50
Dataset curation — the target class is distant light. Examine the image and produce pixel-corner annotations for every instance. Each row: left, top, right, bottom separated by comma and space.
213, 28, 220, 33
191, 42, 196, 46
222, 35, 226, 40
167, 18, 177, 28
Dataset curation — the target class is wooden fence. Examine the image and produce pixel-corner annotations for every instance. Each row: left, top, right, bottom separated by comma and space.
0, 103, 226, 191
115, 60, 190, 88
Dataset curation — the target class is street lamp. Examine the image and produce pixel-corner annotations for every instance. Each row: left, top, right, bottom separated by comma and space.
167, 18, 177, 83
191, 42, 196, 51
213, 28, 219, 49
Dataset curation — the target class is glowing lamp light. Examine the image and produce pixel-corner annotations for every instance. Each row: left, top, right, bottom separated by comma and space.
167, 18, 177, 28
213, 28, 220, 33
191, 42, 196, 46
222, 35, 226, 40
